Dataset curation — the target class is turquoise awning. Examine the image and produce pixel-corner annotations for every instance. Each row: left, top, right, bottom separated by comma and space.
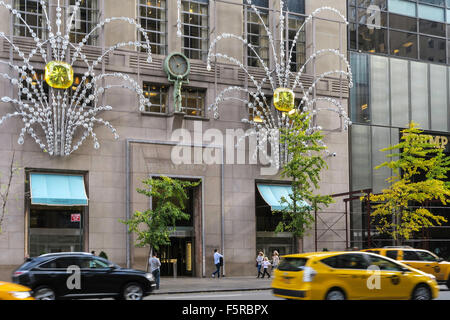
257, 184, 309, 211
30, 173, 88, 206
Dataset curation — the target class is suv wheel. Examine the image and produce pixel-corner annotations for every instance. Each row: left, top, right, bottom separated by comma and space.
34, 286, 56, 300
412, 285, 431, 300
325, 288, 345, 300
122, 282, 144, 300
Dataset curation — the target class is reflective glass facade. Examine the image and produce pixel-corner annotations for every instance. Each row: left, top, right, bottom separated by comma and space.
349, 0, 450, 63
349, 1, 450, 250
350, 52, 450, 131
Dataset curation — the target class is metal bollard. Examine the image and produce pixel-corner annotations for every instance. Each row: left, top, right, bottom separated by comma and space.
173, 261, 177, 278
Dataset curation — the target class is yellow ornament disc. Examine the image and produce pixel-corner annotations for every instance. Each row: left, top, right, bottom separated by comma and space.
44, 61, 74, 89
273, 88, 295, 112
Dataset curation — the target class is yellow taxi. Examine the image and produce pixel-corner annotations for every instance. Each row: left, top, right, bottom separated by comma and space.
0, 281, 34, 300
362, 247, 450, 289
271, 251, 439, 300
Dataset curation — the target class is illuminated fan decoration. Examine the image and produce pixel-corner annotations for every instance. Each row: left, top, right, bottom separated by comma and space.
0, 0, 154, 156
176, 0, 353, 168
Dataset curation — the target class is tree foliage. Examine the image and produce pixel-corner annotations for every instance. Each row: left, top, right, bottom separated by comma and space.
120, 176, 199, 251
275, 111, 333, 239
366, 122, 450, 241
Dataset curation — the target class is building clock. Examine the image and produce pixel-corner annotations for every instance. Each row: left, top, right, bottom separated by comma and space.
164, 53, 190, 113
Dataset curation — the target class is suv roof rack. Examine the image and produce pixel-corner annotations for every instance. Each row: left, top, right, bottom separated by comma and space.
383, 246, 413, 249
38, 252, 94, 258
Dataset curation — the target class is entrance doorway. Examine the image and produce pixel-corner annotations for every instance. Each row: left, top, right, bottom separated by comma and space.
159, 237, 194, 277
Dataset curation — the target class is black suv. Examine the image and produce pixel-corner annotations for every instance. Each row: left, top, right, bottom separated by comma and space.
12, 252, 155, 300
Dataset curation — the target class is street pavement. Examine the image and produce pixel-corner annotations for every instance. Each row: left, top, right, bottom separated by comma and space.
150, 276, 273, 295
148, 276, 449, 299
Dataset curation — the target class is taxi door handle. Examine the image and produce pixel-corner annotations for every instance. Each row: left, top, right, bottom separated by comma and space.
425, 264, 431, 267
337, 274, 350, 278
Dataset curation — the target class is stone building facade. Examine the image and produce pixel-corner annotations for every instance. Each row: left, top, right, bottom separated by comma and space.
0, 0, 350, 280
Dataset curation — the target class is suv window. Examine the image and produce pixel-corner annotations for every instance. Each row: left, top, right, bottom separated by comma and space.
416, 251, 438, 262
386, 250, 398, 260
402, 250, 421, 261
366, 254, 402, 271
278, 258, 308, 271
39, 260, 57, 269
322, 254, 369, 270
55, 257, 84, 269
84, 258, 110, 269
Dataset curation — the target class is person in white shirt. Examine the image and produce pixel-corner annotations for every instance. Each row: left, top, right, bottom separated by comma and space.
149, 252, 161, 289
212, 249, 223, 278
261, 256, 271, 279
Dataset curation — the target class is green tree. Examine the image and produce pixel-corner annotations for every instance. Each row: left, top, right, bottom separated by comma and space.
366, 122, 450, 243
275, 111, 333, 252
120, 176, 199, 268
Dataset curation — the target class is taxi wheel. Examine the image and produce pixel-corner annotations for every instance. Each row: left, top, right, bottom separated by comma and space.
33, 286, 56, 300
411, 284, 431, 300
325, 288, 346, 300
446, 279, 450, 290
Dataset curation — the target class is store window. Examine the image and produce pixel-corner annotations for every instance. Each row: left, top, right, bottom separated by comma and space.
142, 82, 168, 113
13, 0, 47, 39
29, 207, 85, 257
181, 87, 206, 117
245, 0, 269, 68
69, 0, 99, 45
27, 172, 88, 257
138, 0, 167, 55
181, 0, 209, 61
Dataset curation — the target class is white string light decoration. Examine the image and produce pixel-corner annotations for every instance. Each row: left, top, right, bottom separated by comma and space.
0, 0, 153, 156
177, 0, 353, 168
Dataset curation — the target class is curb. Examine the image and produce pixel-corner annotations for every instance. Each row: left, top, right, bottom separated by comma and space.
150, 287, 272, 295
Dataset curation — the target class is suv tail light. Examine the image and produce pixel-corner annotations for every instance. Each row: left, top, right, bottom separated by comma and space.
302, 266, 317, 282
13, 271, 28, 276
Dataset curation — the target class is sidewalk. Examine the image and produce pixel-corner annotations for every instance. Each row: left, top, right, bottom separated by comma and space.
151, 276, 273, 295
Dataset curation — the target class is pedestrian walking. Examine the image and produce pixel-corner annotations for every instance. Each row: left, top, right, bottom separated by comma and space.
149, 252, 161, 289
256, 251, 264, 278
212, 249, 223, 278
261, 257, 271, 279
271, 250, 280, 271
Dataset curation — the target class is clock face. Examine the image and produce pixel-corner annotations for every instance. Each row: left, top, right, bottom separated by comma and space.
168, 54, 189, 77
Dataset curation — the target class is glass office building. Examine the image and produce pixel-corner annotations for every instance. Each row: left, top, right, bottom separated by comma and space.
348, 0, 450, 257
